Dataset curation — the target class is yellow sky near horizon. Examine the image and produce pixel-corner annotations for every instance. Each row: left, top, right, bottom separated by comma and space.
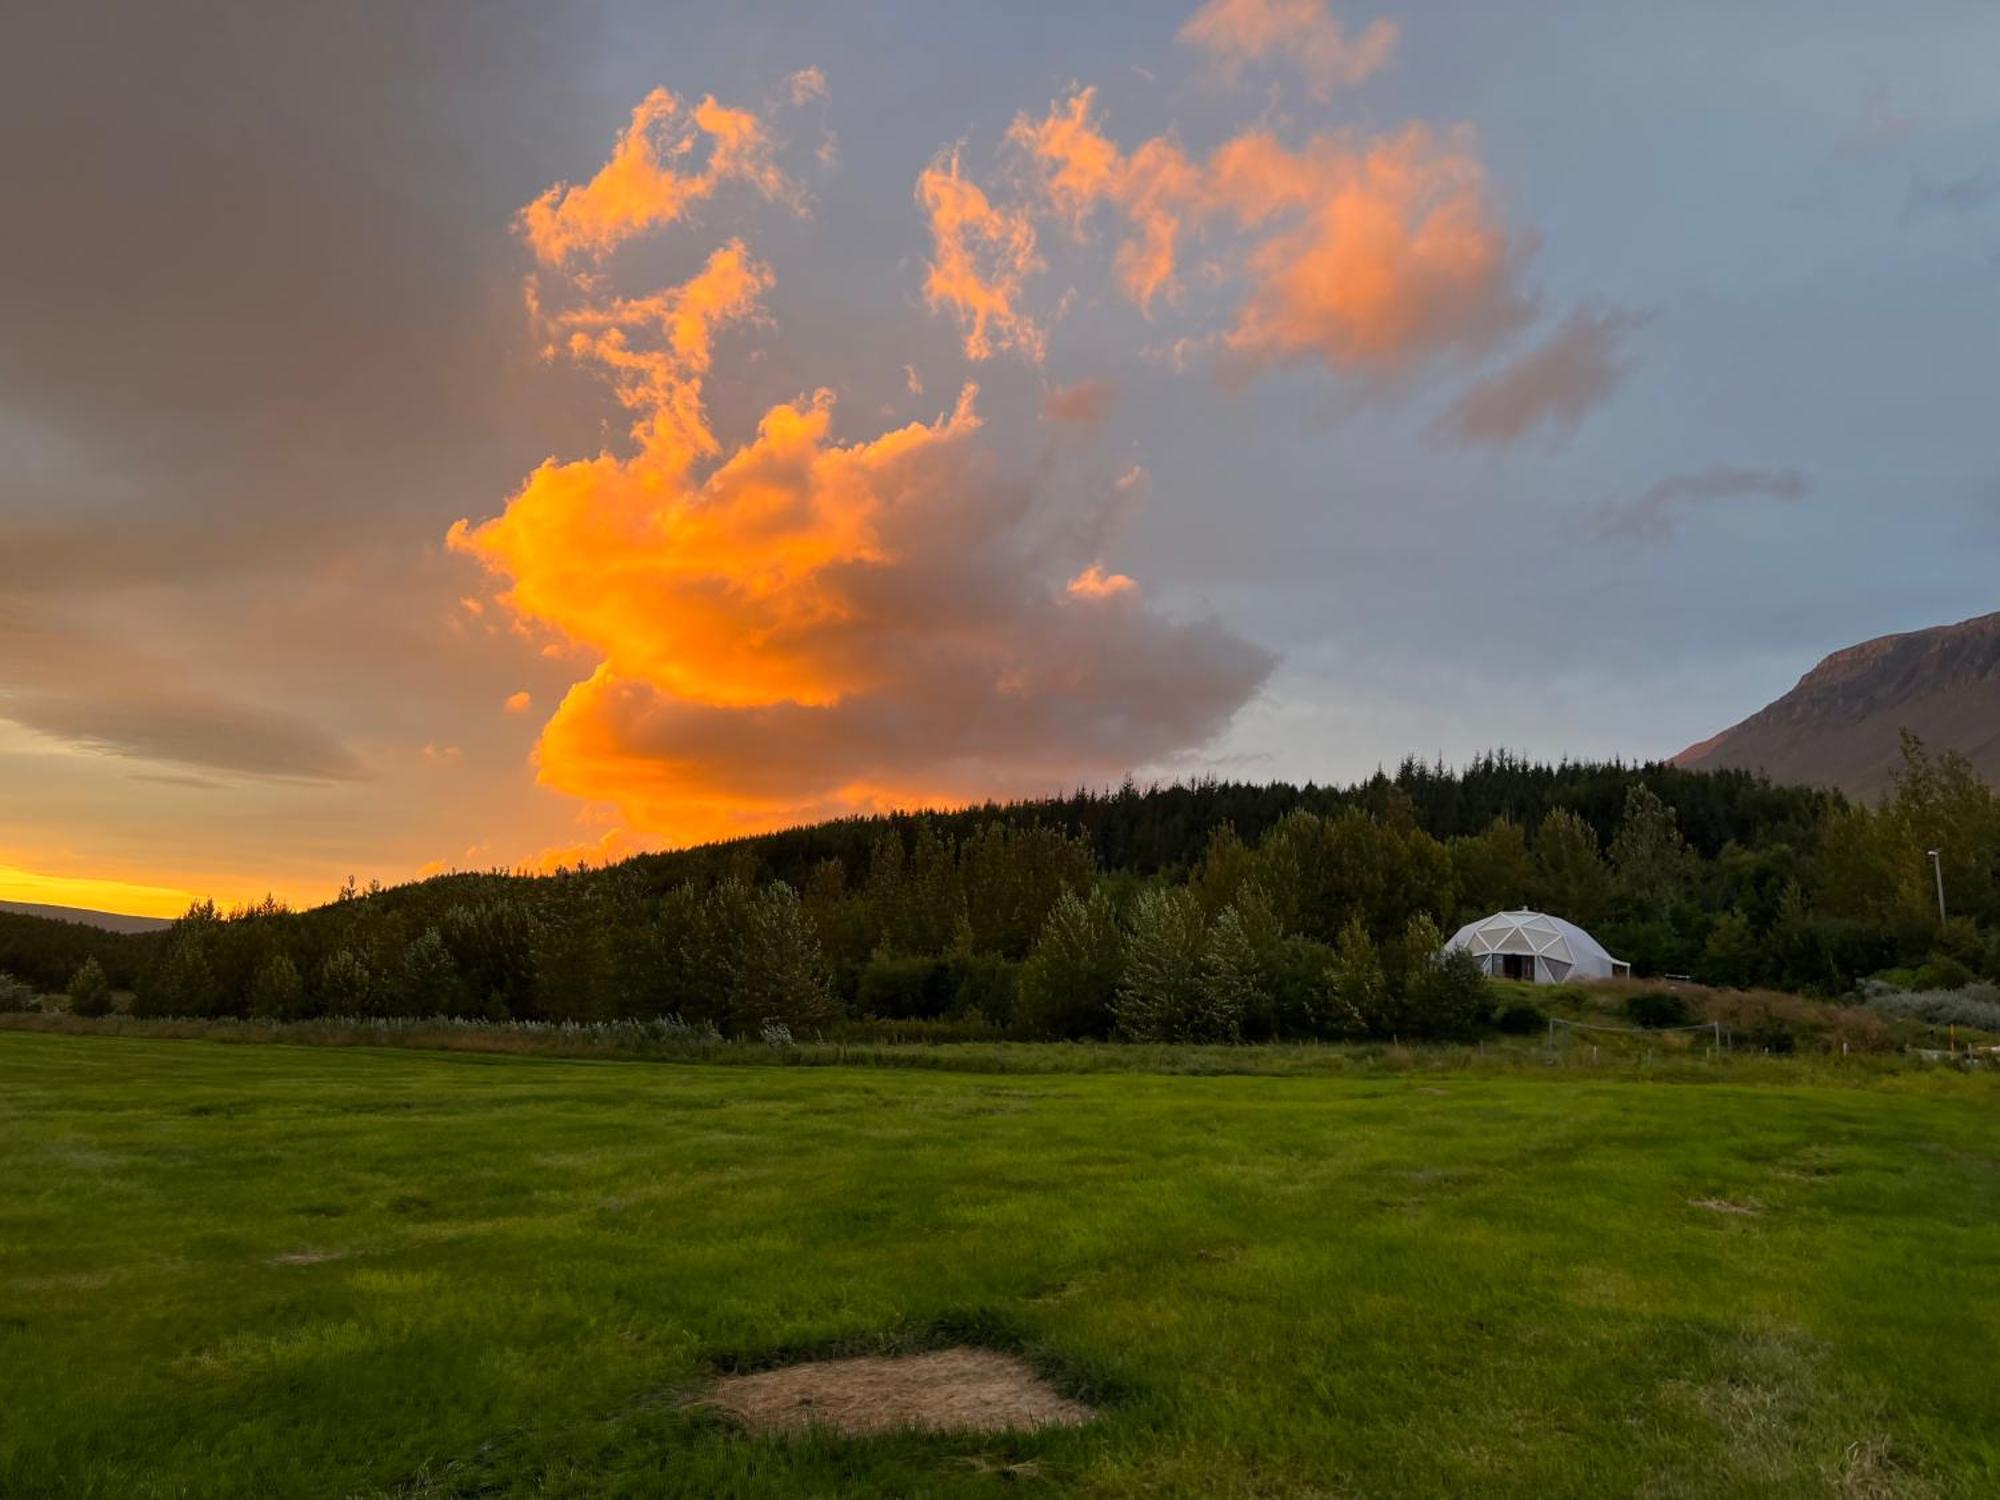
0, 863, 198, 920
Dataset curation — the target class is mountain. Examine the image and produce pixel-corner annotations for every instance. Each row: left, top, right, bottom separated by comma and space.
0, 901, 174, 935
1675, 611, 2000, 800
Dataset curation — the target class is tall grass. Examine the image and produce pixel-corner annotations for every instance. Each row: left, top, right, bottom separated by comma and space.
2, 1009, 1989, 1090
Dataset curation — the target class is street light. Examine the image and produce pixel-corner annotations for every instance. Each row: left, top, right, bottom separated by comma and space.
1927, 848, 1947, 925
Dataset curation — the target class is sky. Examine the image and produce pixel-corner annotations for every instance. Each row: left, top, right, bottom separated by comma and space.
2, 0, 1996, 917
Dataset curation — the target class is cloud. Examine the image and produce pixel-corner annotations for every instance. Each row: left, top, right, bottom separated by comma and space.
505, 691, 532, 713
1066, 563, 1137, 599
787, 67, 828, 107
1207, 124, 1531, 376
915, 149, 1045, 361
1042, 377, 1118, 425
1442, 306, 1647, 446
518, 88, 799, 265
0, 609, 368, 781
1179, 0, 1398, 99
453, 101, 1269, 845
1835, 86, 1917, 157
1902, 166, 1999, 225
1008, 90, 1201, 311
1591, 466, 1810, 542
1005, 92, 1532, 381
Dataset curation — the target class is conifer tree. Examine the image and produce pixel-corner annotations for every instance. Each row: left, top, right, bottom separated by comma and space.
1114, 888, 1208, 1042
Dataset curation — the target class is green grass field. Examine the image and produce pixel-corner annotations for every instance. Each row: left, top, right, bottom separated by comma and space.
3, 1033, 1995, 1497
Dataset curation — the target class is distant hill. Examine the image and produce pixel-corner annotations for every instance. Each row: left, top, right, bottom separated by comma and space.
0, 901, 174, 935
1676, 611, 2000, 800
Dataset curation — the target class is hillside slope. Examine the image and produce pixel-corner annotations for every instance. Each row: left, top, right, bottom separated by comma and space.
1676, 611, 2000, 799
0, 901, 174, 935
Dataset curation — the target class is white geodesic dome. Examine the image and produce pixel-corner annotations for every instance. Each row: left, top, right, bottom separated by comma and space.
1443, 910, 1630, 984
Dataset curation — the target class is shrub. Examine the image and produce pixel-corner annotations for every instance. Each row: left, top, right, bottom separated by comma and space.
857, 955, 953, 1020
1258, 936, 1336, 1040
947, 953, 1020, 1027
67, 958, 113, 1018
1397, 915, 1489, 1039
1912, 954, 1975, 993
1625, 989, 1698, 1029
1859, 979, 2000, 1034
1494, 999, 1544, 1035
0, 970, 37, 1013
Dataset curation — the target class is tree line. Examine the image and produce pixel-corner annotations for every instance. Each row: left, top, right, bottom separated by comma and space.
4, 741, 1995, 1038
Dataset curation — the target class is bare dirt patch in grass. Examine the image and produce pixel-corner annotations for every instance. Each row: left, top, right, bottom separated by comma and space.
704, 1347, 1095, 1437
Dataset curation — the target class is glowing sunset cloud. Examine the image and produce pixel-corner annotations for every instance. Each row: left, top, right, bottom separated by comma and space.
916, 149, 1045, 361
1003, 89, 1529, 379
452, 85, 1268, 848
518, 88, 798, 265
1179, 0, 1398, 98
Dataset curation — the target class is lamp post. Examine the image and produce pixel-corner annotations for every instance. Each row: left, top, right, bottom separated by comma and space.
1927, 848, 1947, 926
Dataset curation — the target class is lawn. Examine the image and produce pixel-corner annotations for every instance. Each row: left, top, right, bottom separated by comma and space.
2, 1033, 1995, 1497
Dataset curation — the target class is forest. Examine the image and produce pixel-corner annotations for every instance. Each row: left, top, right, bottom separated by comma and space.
4, 740, 1995, 1042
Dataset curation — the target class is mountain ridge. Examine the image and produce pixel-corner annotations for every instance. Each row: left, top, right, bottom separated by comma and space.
1675, 610, 2000, 799
0, 901, 175, 935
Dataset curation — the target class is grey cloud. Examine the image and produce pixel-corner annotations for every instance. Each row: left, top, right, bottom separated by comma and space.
1442, 307, 1647, 447
0, 610, 367, 781
1902, 167, 1999, 226
1591, 466, 1810, 543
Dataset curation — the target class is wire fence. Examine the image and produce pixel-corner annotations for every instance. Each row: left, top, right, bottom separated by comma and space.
1547, 1016, 1730, 1054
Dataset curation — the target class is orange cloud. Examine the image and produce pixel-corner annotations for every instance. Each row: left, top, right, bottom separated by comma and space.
504, 691, 532, 713
1179, 0, 1398, 98
1008, 91, 1529, 380
518, 88, 797, 265
1066, 564, 1137, 599
915, 149, 1045, 361
454, 89, 1269, 847
1009, 90, 1200, 311
1207, 123, 1530, 375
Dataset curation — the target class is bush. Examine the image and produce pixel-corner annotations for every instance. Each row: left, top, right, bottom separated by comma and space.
1625, 989, 1698, 1029
857, 954, 954, 1019
1912, 954, 1976, 992
1258, 937, 1337, 1040
947, 953, 1019, 1027
1398, 916, 1489, 1039
1859, 979, 2000, 1034
1747, 1016, 1796, 1054
1493, 999, 1544, 1035
0, 970, 37, 1013
67, 958, 114, 1018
